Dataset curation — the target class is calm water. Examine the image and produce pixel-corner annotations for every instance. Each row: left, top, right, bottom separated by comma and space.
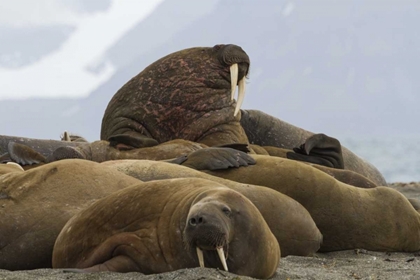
342, 135, 420, 183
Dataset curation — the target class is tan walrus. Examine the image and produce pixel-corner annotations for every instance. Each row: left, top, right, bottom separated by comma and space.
102, 156, 420, 252
0, 160, 141, 270
53, 179, 281, 279
102, 159, 323, 257
205, 155, 420, 252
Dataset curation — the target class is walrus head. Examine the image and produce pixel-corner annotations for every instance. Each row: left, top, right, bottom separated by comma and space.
183, 187, 280, 277
184, 190, 233, 272
101, 44, 251, 147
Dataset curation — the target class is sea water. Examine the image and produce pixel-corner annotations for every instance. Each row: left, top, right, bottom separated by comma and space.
342, 135, 420, 184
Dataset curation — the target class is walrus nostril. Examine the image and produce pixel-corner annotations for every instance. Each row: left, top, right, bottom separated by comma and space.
189, 216, 205, 226
189, 217, 197, 226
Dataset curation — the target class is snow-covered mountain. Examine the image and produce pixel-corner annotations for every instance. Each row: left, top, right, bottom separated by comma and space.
1, 0, 419, 143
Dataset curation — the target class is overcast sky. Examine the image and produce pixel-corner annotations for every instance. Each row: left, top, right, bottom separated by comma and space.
0, 0, 164, 100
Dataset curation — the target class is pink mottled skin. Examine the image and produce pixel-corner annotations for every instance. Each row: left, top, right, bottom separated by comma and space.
101, 44, 250, 147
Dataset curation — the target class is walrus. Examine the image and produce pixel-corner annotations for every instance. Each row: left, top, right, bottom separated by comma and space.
202, 155, 420, 252
0, 134, 207, 166
53, 179, 281, 279
0, 134, 259, 175
0, 159, 141, 270
100, 44, 250, 147
97, 44, 385, 185
101, 159, 323, 257
0, 133, 377, 190
240, 109, 387, 186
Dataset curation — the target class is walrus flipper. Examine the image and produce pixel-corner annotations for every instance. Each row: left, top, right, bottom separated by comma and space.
286, 133, 344, 169
181, 147, 256, 170
48, 146, 86, 162
7, 142, 47, 165
108, 134, 159, 150
0, 152, 11, 163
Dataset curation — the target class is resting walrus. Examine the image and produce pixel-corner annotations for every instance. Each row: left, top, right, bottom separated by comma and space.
53, 179, 281, 279
0, 160, 141, 270
205, 155, 420, 252
101, 156, 420, 253
102, 159, 323, 257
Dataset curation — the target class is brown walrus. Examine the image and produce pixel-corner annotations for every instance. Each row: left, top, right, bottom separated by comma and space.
204, 155, 420, 252
53, 179, 281, 279
101, 159, 323, 257
100, 44, 250, 147
97, 43, 385, 185
0, 159, 141, 270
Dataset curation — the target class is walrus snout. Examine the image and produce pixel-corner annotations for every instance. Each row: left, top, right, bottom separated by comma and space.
184, 200, 232, 271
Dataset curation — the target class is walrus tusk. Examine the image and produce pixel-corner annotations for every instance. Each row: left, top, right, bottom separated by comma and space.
217, 247, 229, 272
230, 63, 238, 101
62, 131, 71, 142
234, 77, 246, 117
6, 162, 24, 171
196, 247, 205, 268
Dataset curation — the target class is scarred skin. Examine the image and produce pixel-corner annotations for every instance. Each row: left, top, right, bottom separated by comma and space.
101, 44, 250, 147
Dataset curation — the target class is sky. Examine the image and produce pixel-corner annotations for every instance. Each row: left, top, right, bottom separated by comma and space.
0, 0, 164, 100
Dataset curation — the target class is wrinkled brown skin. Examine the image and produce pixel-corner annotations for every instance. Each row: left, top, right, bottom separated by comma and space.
202, 155, 420, 252
101, 44, 250, 147
102, 160, 323, 257
0, 160, 141, 270
240, 109, 387, 186
53, 179, 280, 279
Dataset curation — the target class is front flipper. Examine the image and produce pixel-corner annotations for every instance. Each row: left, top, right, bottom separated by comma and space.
108, 134, 159, 150
7, 142, 47, 165
181, 147, 256, 170
286, 133, 344, 169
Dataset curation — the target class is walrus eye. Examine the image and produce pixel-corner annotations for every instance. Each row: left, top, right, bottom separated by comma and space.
222, 206, 231, 216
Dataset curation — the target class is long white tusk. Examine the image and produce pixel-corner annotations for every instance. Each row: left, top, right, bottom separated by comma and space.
6, 162, 24, 171
234, 77, 246, 117
217, 247, 228, 272
230, 64, 238, 101
62, 131, 71, 142
196, 247, 205, 268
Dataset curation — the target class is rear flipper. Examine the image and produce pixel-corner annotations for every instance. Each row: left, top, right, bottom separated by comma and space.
6, 142, 47, 165
47, 146, 86, 162
287, 133, 344, 169
54, 232, 145, 273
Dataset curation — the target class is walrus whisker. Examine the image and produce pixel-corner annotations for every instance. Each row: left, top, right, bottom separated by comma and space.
230, 63, 238, 101
217, 247, 228, 272
196, 247, 205, 268
234, 77, 246, 117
